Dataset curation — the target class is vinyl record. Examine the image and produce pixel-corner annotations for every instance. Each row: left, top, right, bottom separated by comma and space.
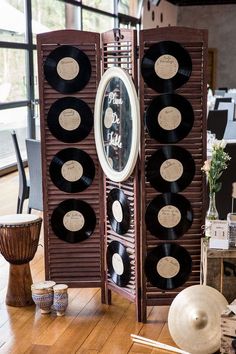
51, 199, 96, 243
107, 188, 131, 235
47, 97, 93, 143
145, 193, 193, 240
145, 93, 194, 143
107, 240, 131, 287
144, 243, 192, 290
141, 41, 192, 93
146, 145, 195, 193
44, 45, 91, 93
49, 148, 95, 193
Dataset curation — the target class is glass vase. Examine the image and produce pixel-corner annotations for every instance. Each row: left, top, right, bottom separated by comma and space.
205, 192, 219, 238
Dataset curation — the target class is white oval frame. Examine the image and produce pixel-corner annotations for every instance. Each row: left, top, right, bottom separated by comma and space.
94, 67, 140, 182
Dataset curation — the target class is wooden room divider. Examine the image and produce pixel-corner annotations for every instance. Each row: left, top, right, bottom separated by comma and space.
37, 26, 208, 322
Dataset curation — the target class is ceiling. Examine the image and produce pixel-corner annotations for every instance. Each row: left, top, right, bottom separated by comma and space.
166, 0, 236, 5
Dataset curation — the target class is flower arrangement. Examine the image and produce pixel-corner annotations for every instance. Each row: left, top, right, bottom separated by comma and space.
202, 139, 231, 195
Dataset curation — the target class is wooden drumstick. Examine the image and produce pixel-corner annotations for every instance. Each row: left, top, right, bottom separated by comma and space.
131, 334, 190, 354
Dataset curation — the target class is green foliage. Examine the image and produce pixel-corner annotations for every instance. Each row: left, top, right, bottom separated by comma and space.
202, 140, 231, 194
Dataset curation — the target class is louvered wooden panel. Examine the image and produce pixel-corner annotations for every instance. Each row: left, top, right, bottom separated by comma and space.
100, 29, 141, 319
139, 27, 208, 321
37, 30, 103, 288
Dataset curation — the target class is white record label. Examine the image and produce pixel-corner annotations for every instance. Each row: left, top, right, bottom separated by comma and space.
155, 55, 179, 80
59, 109, 81, 131
112, 253, 124, 275
112, 200, 123, 223
156, 256, 180, 278
57, 57, 80, 80
158, 205, 181, 228
160, 158, 183, 182
61, 160, 83, 182
63, 210, 85, 232
158, 106, 181, 130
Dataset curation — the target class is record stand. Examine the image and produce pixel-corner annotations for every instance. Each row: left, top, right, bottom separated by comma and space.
37, 30, 105, 294
99, 29, 142, 321
139, 27, 208, 322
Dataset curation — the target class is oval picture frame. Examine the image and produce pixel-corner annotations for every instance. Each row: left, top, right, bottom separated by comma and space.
94, 67, 140, 182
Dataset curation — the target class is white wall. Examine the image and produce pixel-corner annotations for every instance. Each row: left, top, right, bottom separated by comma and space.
178, 5, 236, 89
141, 0, 177, 29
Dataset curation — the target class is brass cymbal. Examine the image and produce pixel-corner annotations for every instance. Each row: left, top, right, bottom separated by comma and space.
168, 285, 228, 354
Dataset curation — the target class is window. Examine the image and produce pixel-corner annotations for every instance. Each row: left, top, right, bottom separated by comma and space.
0, 0, 139, 174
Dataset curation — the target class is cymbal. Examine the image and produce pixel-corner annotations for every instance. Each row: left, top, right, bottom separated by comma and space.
168, 285, 228, 354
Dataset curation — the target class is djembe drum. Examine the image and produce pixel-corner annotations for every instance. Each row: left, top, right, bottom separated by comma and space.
0, 214, 42, 306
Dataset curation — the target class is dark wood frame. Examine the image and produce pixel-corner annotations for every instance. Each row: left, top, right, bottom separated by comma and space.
100, 29, 142, 321
139, 27, 208, 322
37, 30, 105, 297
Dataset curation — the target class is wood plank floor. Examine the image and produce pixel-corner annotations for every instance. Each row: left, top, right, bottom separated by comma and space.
0, 170, 178, 354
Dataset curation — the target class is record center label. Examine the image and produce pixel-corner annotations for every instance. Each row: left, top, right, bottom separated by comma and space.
112, 253, 124, 275
160, 159, 183, 182
63, 210, 85, 232
158, 205, 181, 228
59, 109, 81, 131
156, 256, 180, 278
112, 200, 123, 222
158, 106, 181, 131
57, 57, 80, 80
61, 160, 83, 182
154, 55, 179, 80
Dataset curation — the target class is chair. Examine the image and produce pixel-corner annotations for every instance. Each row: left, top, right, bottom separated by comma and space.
216, 143, 236, 219
207, 110, 228, 140
25, 139, 43, 212
11, 130, 30, 213
214, 97, 232, 110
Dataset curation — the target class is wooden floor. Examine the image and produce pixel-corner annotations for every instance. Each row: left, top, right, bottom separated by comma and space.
0, 171, 177, 354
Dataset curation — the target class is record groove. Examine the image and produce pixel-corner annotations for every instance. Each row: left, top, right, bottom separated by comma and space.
47, 96, 93, 143
44, 45, 91, 93
144, 243, 192, 290
49, 148, 95, 193
107, 240, 131, 287
146, 145, 195, 193
141, 41, 192, 93
145, 93, 194, 143
145, 193, 193, 240
51, 199, 96, 243
107, 188, 131, 235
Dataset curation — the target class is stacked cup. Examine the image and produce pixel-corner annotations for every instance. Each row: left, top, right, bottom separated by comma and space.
31, 281, 68, 316
31, 281, 56, 314
53, 284, 69, 316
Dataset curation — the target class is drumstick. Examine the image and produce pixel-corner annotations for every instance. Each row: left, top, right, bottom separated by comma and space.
131, 334, 190, 354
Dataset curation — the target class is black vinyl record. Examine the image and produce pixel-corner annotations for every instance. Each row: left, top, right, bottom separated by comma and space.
107, 240, 131, 287
49, 148, 95, 193
144, 243, 192, 290
145, 193, 193, 240
145, 93, 194, 143
146, 145, 195, 193
51, 199, 96, 243
44, 45, 91, 93
141, 41, 192, 93
107, 188, 131, 235
47, 97, 93, 143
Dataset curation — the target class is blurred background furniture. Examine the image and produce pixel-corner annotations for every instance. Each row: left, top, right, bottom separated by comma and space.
25, 139, 43, 212
216, 143, 236, 219
207, 109, 228, 140
11, 130, 30, 213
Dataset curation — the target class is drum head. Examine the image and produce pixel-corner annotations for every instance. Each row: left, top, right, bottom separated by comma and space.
0, 214, 42, 226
